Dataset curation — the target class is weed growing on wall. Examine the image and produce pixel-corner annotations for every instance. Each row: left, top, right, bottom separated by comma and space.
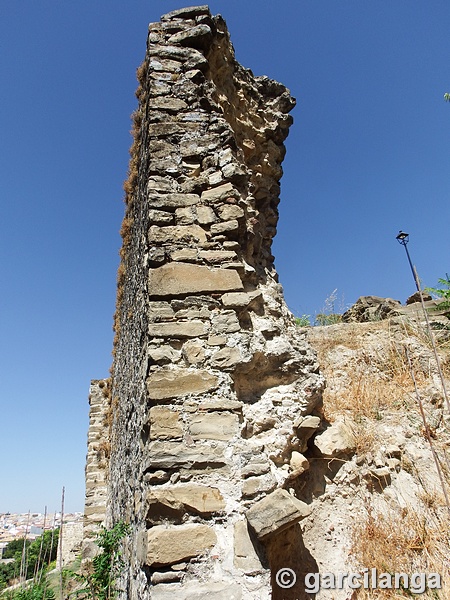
73, 522, 130, 600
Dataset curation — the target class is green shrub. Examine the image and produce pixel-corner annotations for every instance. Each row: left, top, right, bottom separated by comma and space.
294, 315, 311, 327
73, 521, 130, 600
426, 274, 450, 313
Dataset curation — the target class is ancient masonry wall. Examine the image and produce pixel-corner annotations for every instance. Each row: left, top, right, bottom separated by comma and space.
85, 6, 325, 599
82, 380, 110, 559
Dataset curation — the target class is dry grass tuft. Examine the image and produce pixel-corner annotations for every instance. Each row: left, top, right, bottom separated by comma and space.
309, 321, 428, 424
351, 501, 450, 598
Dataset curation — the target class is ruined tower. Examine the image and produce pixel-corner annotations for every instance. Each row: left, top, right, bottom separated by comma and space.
84, 6, 324, 599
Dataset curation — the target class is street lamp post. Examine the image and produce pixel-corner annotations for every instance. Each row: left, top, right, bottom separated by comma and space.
395, 231, 420, 292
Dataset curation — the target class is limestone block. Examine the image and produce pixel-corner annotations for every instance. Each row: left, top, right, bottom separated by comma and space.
211, 310, 240, 333
294, 415, 321, 430
241, 460, 270, 478
223, 241, 240, 250
148, 247, 166, 265
149, 157, 180, 174
196, 205, 217, 224
207, 335, 227, 346
148, 209, 173, 225
313, 419, 356, 457
144, 470, 170, 485
148, 345, 180, 364
176, 306, 210, 319
289, 451, 309, 477
148, 301, 175, 320
170, 248, 198, 261
146, 490, 184, 523
198, 250, 237, 263
210, 346, 241, 368
148, 192, 200, 209
242, 474, 277, 498
148, 46, 208, 73
217, 205, 244, 221
149, 140, 177, 158
234, 520, 263, 574
182, 340, 205, 364
221, 291, 260, 307
201, 182, 237, 203
149, 80, 172, 96
145, 441, 226, 469
168, 25, 212, 50
175, 206, 195, 225
188, 413, 239, 441
180, 135, 220, 158
210, 220, 239, 235
147, 176, 177, 193
198, 398, 242, 411
151, 572, 183, 584
208, 171, 224, 185
149, 407, 183, 440
221, 162, 246, 179
149, 70, 173, 81
161, 6, 210, 21
148, 320, 208, 338
150, 581, 242, 600
147, 368, 218, 399
152, 484, 225, 515
246, 488, 312, 540
148, 224, 207, 244
294, 415, 321, 451
151, 97, 188, 113
218, 148, 233, 166
148, 263, 243, 297
146, 524, 216, 566
149, 58, 181, 73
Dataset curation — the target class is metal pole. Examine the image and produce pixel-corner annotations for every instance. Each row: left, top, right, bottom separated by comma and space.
395, 232, 450, 414
400, 240, 420, 292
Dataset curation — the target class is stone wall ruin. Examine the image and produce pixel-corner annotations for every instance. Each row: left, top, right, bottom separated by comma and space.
84, 6, 325, 599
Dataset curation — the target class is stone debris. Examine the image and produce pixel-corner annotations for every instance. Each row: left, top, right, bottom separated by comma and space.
313, 419, 356, 458
246, 489, 312, 540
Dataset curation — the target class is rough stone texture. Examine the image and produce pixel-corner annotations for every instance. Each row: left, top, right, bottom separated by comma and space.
149, 406, 183, 440
342, 294, 450, 325
147, 484, 225, 516
86, 6, 325, 599
57, 521, 83, 567
233, 520, 264, 574
148, 262, 243, 297
147, 368, 219, 399
146, 524, 216, 566
188, 412, 239, 440
82, 380, 110, 560
313, 419, 356, 458
246, 489, 312, 540
301, 317, 450, 600
150, 581, 243, 600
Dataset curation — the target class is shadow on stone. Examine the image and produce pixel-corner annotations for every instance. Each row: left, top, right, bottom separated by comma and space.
266, 523, 318, 600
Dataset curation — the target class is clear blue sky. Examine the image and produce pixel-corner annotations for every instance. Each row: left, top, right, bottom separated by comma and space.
1, 1, 449, 513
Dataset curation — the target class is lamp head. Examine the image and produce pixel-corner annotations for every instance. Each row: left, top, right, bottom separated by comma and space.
396, 230, 409, 245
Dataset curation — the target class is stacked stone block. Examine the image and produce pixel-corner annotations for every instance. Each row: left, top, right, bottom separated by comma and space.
83, 380, 110, 559
87, 6, 325, 599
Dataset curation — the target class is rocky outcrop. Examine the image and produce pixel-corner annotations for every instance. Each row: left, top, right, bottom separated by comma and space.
342, 294, 450, 326
87, 5, 325, 599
